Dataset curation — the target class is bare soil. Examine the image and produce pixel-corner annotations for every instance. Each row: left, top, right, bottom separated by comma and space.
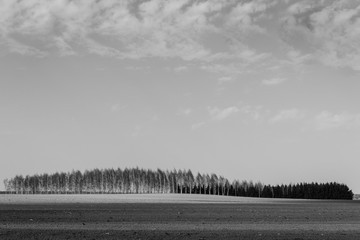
0, 194, 359, 239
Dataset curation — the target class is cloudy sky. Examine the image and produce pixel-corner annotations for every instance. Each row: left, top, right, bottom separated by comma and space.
1, 0, 360, 193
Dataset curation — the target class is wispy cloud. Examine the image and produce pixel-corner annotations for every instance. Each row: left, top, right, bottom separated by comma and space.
314, 111, 360, 130
262, 77, 287, 86
174, 66, 188, 73
269, 108, 304, 123
177, 108, 192, 116
238, 104, 263, 121
208, 106, 239, 121
217, 76, 233, 85
3, 38, 47, 57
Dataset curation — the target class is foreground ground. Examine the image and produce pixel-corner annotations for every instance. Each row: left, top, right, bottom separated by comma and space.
0, 194, 359, 239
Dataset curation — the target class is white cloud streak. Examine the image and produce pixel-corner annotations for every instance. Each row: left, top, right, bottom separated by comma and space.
178, 108, 192, 116
269, 109, 304, 123
314, 111, 360, 130
208, 106, 239, 121
262, 77, 287, 86
217, 76, 233, 85
174, 66, 188, 73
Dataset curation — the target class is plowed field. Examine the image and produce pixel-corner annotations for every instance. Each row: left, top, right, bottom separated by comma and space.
1, 194, 359, 239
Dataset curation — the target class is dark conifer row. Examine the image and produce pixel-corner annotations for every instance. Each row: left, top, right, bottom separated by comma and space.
3, 167, 353, 199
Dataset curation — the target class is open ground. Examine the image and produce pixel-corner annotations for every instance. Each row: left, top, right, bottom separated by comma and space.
1, 194, 359, 240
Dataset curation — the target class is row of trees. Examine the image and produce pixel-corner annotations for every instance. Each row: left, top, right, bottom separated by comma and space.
3, 167, 354, 199
261, 182, 354, 199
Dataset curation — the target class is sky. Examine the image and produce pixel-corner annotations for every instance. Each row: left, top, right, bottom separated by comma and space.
0, 0, 360, 193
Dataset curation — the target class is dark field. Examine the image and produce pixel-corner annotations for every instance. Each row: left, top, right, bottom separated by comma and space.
0, 194, 359, 240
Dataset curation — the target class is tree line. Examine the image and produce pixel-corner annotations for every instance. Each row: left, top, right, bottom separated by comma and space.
3, 167, 354, 199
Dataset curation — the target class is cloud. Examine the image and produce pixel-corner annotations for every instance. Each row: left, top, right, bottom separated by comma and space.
0, 0, 269, 66
194, 103, 263, 128
262, 77, 286, 86
217, 76, 233, 85
314, 111, 360, 130
208, 106, 239, 121
281, 0, 360, 71
2, 0, 359, 72
125, 65, 150, 71
285, 49, 312, 65
52, 36, 76, 56
223, 0, 270, 35
177, 108, 192, 116
238, 104, 264, 121
174, 66, 188, 73
269, 109, 304, 123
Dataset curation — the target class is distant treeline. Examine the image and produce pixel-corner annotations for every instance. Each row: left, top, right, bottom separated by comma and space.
3, 167, 354, 200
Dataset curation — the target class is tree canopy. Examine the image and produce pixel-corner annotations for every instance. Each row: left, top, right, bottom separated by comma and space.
3, 167, 354, 200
